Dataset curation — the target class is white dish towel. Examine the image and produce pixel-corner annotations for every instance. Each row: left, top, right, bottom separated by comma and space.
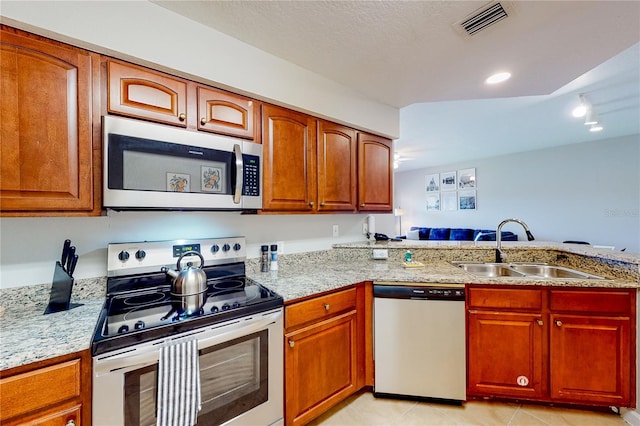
157, 338, 202, 426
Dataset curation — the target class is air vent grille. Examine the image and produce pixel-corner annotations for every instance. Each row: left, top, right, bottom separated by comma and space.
460, 2, 509, 35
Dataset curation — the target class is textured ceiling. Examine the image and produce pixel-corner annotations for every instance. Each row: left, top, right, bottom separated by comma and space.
152, 0, 640, 170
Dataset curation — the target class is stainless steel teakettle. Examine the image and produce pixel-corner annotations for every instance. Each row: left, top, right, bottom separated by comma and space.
161, 251, 208, 314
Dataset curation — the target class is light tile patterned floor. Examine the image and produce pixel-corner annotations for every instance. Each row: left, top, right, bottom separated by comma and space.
307, 391, 628, 426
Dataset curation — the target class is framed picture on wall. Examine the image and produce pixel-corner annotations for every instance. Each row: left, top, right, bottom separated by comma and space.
425, 173, 440, 192
426, 193, 440, 211
459, 190, 476, 210
458, 168, 476, 189
440, 171, 456, 191
441, 191, 457, 211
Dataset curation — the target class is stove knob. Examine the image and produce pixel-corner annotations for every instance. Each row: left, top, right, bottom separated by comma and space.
118, 250, 130, 261
118, 325, 129, 333
222, 304, 230, 311
211, 244, 220, 254
233, 243, 242, 251
222, 244, 231, 252
135, 250, 146, 260
232, 302, 241, 309
210, 306, 219, 314
134, 320, 145, 330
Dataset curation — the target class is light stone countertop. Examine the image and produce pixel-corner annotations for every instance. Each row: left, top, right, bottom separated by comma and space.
1, 242, 637, 371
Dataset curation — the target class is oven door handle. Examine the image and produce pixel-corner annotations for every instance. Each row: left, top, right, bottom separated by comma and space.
94, 309, 282, 375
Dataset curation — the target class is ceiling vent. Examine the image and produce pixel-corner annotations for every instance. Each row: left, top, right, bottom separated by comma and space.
458, 2, 510, 36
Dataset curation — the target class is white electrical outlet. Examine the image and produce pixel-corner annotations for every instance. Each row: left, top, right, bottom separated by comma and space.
332, 225, 339, 237
372, 249, 388, 259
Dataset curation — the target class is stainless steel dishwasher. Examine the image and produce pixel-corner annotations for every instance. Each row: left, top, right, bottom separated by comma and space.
373, 282, 466, 403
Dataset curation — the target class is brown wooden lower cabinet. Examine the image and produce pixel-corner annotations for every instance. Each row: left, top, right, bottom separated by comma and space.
467, 285, 636, 408
0, 350, 91, 426
284, 283, 370, 426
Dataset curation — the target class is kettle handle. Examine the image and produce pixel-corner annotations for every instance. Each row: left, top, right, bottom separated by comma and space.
177, 251, 205, 271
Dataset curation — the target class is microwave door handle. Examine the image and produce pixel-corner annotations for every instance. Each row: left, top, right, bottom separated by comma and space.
233, 143, 243, 204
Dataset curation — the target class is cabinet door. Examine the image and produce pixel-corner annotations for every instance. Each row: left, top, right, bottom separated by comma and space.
1, 26, 96, 213
467, 311, 545, 399
262, 104, 317, 211
317, 121, 357, 212
357, 133, 392, 212
285, 311, 358, 426
196, 86, 258, 140
550, 314, 631, 406
108, 60, 187, 126
16, 404, 81, 426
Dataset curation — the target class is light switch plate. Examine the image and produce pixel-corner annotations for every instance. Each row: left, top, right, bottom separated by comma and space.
372, 249, 388, 259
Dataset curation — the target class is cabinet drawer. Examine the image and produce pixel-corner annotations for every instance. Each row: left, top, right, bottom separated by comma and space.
549, 289, 633, 315
285, 288, 357, 330
467, 287, 542, 311
0, 359, 81, 421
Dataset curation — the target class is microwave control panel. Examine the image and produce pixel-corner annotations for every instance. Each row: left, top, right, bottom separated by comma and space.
242, 154, 260, 196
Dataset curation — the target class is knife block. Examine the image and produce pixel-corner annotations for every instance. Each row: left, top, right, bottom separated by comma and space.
44, 262, 76, 314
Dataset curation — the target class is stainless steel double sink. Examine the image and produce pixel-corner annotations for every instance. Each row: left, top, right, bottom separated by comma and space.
453, 262, 604, 280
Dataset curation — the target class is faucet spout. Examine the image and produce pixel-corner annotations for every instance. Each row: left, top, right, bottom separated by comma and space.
495, 218, 535, 263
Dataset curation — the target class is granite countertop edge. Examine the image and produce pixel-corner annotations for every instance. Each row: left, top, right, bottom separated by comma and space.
1, 243, 638, 371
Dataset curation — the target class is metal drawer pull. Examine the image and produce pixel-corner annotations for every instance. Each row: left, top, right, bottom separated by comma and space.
324, 304, 330, 311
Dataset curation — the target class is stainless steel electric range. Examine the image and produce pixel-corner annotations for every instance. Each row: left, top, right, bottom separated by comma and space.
92, 237, 284, 426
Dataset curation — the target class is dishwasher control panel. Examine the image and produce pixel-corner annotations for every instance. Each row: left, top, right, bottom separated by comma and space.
373, 284, 465, 301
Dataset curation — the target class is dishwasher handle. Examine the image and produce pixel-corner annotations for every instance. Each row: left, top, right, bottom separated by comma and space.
373, 284, 465, 301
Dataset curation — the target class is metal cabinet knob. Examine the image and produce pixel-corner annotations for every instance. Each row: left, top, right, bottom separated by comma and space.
324, 304, 330, 311
536, 319, 544, 326
289, 340, 295, 348
555, 320, 563, 327
66, 420, 76, 426
200, 117, 207, 125
178, 113, 186, 121
320, 202, 325, 207
309, 202, 314, 207
360, 203, 365, 208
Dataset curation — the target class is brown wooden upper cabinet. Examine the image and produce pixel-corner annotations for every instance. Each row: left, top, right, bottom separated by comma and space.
357, 132, 393, 212
261, 104, 317, 211
0, 25, 99, 215
108, 60, 188, 127
196, 86, 259, 140
108, 60, 259, 140
317, 121, 357, 212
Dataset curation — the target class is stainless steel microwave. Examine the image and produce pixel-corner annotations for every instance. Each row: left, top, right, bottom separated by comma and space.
103, 116, 262, 210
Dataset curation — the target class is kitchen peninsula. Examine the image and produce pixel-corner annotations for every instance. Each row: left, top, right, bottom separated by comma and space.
1, 240, 637, 426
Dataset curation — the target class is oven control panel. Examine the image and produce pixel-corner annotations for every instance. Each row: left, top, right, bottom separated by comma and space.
107, 237, 247, 277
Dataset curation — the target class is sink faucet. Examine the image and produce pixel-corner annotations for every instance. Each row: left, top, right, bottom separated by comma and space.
495, 218, 535, 263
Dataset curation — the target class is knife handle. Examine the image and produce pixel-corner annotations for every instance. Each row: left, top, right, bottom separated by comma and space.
61, 239, 71, 265
66, 246, 76, 272
68, 254, 79, 276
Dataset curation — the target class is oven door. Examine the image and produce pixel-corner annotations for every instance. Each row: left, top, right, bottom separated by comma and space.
93, 308, 283, 426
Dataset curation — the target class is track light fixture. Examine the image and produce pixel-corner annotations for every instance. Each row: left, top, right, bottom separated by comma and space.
572, 93, 603, 132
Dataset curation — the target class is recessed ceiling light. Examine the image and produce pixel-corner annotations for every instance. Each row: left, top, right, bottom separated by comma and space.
485, 72, 511, 85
